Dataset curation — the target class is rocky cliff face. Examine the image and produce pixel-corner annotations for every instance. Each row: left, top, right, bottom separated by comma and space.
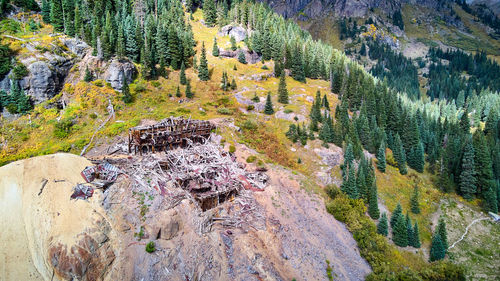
259, 0, 445, 19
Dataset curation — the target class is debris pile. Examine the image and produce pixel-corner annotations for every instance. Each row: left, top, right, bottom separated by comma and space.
70, 184, 94, 200
81, 162, 122, 188
128, 117, 215, 155
120, 139, 268, 211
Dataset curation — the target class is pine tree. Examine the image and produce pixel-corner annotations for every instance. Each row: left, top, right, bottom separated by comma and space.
377, 212, 389, 236
459, 139, 476, 199
393, 134, 408, 175
50, 0, 64, 32
413, 141, 425, 173
390, 203, 403, 228
413, 222, 421, 248
198, 42, 209, 81
264, 92, 274, 115
368, 182, 380, 219
437, 218, 448, 251
410, 184, 421, 214
277, 71, 288, 104
322, 94, 330, 110
376, 141, 386, 172
41, 0, 51, 22
343, 165, 359, 199
406, 214, 415, 247
176, 85, 181, 98
230, 36, 237, 51
473, 132, 497, 212
429, 233, 446, 262
344, 143, 354, 169
238, 50, 247, 64
203, 0, 217, 26
212, 37, 219, 57
121, 76, 132, 104
84, 67, 93, 82
291, 46, 306, 82
185, 80, 193, 99
231, 78, 237, 90
180, 62, 187, 85
392, 213, 408, 247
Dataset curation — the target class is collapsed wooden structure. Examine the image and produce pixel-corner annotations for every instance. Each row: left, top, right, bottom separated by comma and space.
128, 117, 215, 154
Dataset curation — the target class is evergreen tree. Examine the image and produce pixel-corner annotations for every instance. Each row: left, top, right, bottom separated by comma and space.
231, 77, 237, 90
410, 184, 421, 214
180, 61, 187, 85
238, 50, 247, 64
230, 36, 237, 51
185, 80, 193, 99
198, 42, 209, 81
413, 141, 425, 173
429, 233, 446, 262
264, 92, 274, 115
212, 36, 219, 57
368, 182, 380, 219
41, 0, 51, 22
459, 139, 476, 199
390, 202, 403, 228
176, 85, 181, 97
344, 143, 354, 169
203, 0, 217, 26
392, 213, 408, 247
413, 222, 421, 248
473, 132, 497, 212
377, 212, 389, 236
277, 71, 288, 104
84, 67, 93, 82
376, 141, 386, 172
343, 165, 359, 199
393, 134, 408, 175
437, 218, 449, 251
291, 46, 306, 82
50, 0, 64, 32
322, 94, 330, 110
406, 214, 415, 247
121, 76, 132, 104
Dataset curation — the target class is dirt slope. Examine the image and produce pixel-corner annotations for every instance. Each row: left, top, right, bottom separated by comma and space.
0, 151, 370, 280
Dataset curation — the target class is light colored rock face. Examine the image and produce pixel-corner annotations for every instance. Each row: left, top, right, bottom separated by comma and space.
218, 25, 247, 42
24, 61, 58, 103
0, 153, 115, 281
104, 59, 137, 91
61, 38, 90, 58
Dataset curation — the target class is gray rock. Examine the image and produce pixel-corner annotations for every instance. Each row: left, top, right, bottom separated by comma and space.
25, 61, 60, 103
61, 38, 90, 58
104, 59, 137, 91
219, 49, 261, 64
0, 72, 11, 93
218, 25, 247, 42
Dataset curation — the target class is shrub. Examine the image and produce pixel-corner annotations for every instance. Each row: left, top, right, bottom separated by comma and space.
247, 104, 255, 111
134, 82, 146, 93
93, 80, 104, 87
240, 119, 257, 131
12, 62, 28, 79
217, 107, 233, 115
145, 241, 156, 253
386, 151, 397, 167
284, 108, 293, 114
246, 155, 257, 163
89, 113, 97, 119
229, 145, 236, 153
151, 81, 161, 88
54, 118, 74, 139
261, 65, 269, 70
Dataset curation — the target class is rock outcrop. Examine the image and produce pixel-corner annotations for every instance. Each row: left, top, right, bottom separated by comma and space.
103, 59, 137, 91
218, 25, 247, 42
219, 49, 261, 64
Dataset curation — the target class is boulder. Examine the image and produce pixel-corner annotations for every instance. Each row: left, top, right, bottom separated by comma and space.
219, 49, 261, 64
61, 38, 90, 58
104, 59, 137, 91
218, 25, 247, 42
24, 61, 60, 103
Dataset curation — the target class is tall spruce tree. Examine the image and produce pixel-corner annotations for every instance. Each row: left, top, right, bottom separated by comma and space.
406, 214, 415, 247
185, 80, 193, 99
343, 165, 359, 199
238, 50, 247, 64
291, 46, 306, 82
392, 213, 408, 247
437, 218, 449, 251
459, 139, 476, 199
368, 182, 380, 219
376, 141, 386, 172
390, 202, 403, 228
473, 132, 498, 212
264, 92, 274, 115
377, 212, 389, 236
429, 233, 446, 262
180, 62, 187, 85
413, 222, 421, 248
121, 76, 132, 104
198, 42, 209, 81
50, 0, 64, 32
277, 71, 289, 104
212, 37, 219, 57
393, 134, 408, 175
410, 184, 421, 214
203, 0, 217, 26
